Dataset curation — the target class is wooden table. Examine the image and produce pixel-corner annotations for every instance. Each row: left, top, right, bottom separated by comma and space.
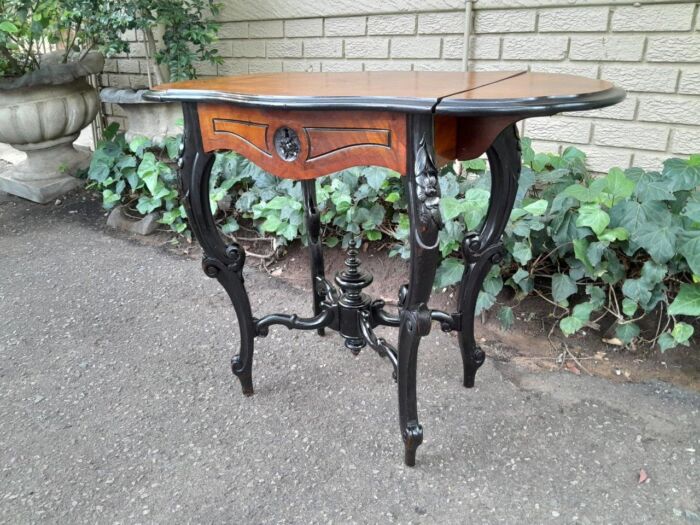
145, 71, 624, 466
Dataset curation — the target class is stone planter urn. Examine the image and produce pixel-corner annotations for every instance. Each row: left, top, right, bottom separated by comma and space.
100, 87, 183, 145
0, 53, 103, 203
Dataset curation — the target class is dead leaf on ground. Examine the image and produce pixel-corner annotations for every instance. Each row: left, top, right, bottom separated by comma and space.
603, 337, 624, 346
638, 468, 649, 484
564, 361, 581, 375
594, 351, 607, 360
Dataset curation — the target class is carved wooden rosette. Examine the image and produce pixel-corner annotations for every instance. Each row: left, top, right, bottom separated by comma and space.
197, 104, 408, 180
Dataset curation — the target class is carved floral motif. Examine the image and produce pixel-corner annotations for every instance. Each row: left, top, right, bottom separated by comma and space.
414, 136, 441, 228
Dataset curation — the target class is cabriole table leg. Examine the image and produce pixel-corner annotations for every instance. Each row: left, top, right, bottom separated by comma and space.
398, 114, 443, 466
180, 102, 257, 396
457, 124, 521, 388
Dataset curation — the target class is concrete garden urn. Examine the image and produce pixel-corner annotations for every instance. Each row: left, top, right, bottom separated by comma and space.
100, 87, 183, 145
0, 53, 103, 203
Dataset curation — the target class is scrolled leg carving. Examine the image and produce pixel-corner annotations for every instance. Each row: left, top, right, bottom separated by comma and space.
180, 102, 256, 396
397, 113, 442, 467
457, 124, 521, 388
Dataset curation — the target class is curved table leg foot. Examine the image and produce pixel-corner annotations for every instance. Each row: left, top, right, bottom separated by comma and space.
457, 124, 521, 388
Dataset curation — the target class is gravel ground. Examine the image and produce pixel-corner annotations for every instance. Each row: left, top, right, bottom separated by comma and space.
1, 194, 699, 524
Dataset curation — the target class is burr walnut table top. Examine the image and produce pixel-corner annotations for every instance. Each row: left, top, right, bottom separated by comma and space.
146, 71, 625, 116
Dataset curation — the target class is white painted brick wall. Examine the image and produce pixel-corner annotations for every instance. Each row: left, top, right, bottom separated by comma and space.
324, 17, 366, 36
584, 147, 633, 172
391, 37, 441, 59
102, 1, 700, 172
303, 39, 343, 58
524, 117, 592, 144
570, 36, 645, 62
610, 4, 695, 32
538, 7, 609, 32
345, 38, 389, 59
248, 21, 283, 38
474, 10, 536, 33
503, 36, 568, 60
367, 15, 416, 35
600, 65, 679, 93
671, 129, 700, 155
266, 40, 303, 58
418, 12, 464, 34
593, 122, 669, 151
284, 19, 323, 38
647, 36, 700, 63
679, 71, 700, 95
638, 97, 700, 126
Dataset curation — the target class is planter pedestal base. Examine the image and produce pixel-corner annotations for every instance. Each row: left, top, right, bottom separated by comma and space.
0, 142, 89, 204
0, 171, 83, 204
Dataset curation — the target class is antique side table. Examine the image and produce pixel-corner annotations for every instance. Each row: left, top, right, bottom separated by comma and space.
145, 72, 624, 466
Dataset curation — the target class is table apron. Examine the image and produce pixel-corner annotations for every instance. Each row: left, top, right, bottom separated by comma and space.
197, 103, 408, 179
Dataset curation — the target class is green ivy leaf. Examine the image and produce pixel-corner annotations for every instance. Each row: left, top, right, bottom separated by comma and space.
605, 167, 635, 201
598, 227, 629, 242
586, 241, 607, 266
682, 201, 700, 223
462, 188, 491, 229
221, 218, 239, 234
622, 298, 638, 317
573, 239, 595, 276
671, 322, 694, 345
679, 231, 700, 275
102, 189, 121, 208
632, 170, 675, 202
609, 200, 671, 239
512, 241, 533, 265
552, 273, 578, 304
615, 322, 640, 344
668, 284, 700, 316
128, 135, 152, 157
523, 199, 548, 216
640, 261, 667, 286
365, 230, 381, 241
622, 278, 652, 306
385, 192, 401, 203
434, 258, 465, 289
586, 285, 607, 309
363, 167, 388, 190
463, 158, 487, 172
576, 204, 610, 235
662, 157, 700, 191
260, 214, 282, 232
560, 316, 584, 336
657, 332, 676, 352
324, 236, 340, 248
475, 290, 496, 316
632, 220, 680, 264
440, 196, 463, 221
497, 306, 515, 331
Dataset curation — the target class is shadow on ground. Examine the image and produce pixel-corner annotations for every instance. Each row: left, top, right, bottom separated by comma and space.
1, 192, 698, 523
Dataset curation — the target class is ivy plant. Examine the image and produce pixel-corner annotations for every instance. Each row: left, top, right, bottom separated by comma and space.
86, 123, 187, 235
86, 130, 699, 353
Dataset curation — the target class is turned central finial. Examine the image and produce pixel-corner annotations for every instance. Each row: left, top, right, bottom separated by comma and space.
344, 238, 361, 276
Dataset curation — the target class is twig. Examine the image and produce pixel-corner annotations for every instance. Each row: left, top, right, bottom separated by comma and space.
562, 342, 593, 376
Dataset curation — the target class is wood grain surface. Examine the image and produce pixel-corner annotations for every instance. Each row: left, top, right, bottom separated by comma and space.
198, 104, 407, 179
